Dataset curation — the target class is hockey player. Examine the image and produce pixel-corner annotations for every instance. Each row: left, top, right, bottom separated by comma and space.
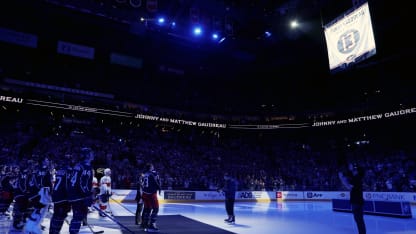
25, 157, 53, 233
92, 170, 100, 203
24, 186, 52, 234
99, 168, 112, 216
82, 169, 99, 226
90, 170, 99, 212
141, 163, 161, 232
49, 154, 72, 234
11, 163, 31, 231
0, 167, 13, 220
135, 171, 144, 225
67, 147, 95, 234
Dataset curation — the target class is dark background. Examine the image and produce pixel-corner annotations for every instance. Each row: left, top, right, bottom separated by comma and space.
0, 0, 413, 116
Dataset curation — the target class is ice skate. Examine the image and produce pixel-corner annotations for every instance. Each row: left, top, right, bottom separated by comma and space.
225, 215, 235, 224
146, 223, 159, 232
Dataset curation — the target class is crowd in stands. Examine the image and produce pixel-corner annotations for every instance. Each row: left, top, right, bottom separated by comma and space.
1, 107, 416, 193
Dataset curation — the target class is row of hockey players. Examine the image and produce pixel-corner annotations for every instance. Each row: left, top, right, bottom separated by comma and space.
0, 147, 112, 234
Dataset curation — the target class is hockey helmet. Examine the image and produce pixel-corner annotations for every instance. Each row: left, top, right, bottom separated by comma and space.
104, 168, 111, 176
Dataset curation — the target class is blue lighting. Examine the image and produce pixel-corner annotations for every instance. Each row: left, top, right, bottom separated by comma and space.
218, 37, 226, 44
158, 17, 165, 24
193, 26, 202, 36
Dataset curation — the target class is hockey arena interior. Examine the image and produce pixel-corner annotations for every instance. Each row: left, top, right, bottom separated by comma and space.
0, 0, 415, 233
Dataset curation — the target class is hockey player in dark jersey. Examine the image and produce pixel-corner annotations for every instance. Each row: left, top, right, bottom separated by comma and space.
0, 165, 14, 218
82, 169, 99, 226
36, 157, 53, 191
49, 154, 72, 234
36, 157, 53, 215
25, 157, 53, 233
135, 171, 144, 225
11, 163, 32, 231
67, 147, 95, 234
27, 162, 41, 204
140, 163, 161, 232
20, 160, 44, 229
0, 169, 14, 219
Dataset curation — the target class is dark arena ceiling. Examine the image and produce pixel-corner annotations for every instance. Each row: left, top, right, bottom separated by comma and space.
0, 0, 413, 116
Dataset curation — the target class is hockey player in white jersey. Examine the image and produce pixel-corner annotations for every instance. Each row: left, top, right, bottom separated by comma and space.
99, 168, 112, 216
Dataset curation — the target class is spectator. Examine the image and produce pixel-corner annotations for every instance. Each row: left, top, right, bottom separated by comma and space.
338, 163, 366, 234
217, 172, 238, 224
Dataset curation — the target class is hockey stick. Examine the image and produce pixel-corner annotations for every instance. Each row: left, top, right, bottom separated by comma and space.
86, 223, 104, 234
65, 217, 104, 234
92, 205, 135, 234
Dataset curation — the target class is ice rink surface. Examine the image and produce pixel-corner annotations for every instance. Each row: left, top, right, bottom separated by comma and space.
2, 201, 416, 234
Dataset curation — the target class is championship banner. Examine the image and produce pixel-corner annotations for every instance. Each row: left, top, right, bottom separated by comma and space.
324, 2, 376, 71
